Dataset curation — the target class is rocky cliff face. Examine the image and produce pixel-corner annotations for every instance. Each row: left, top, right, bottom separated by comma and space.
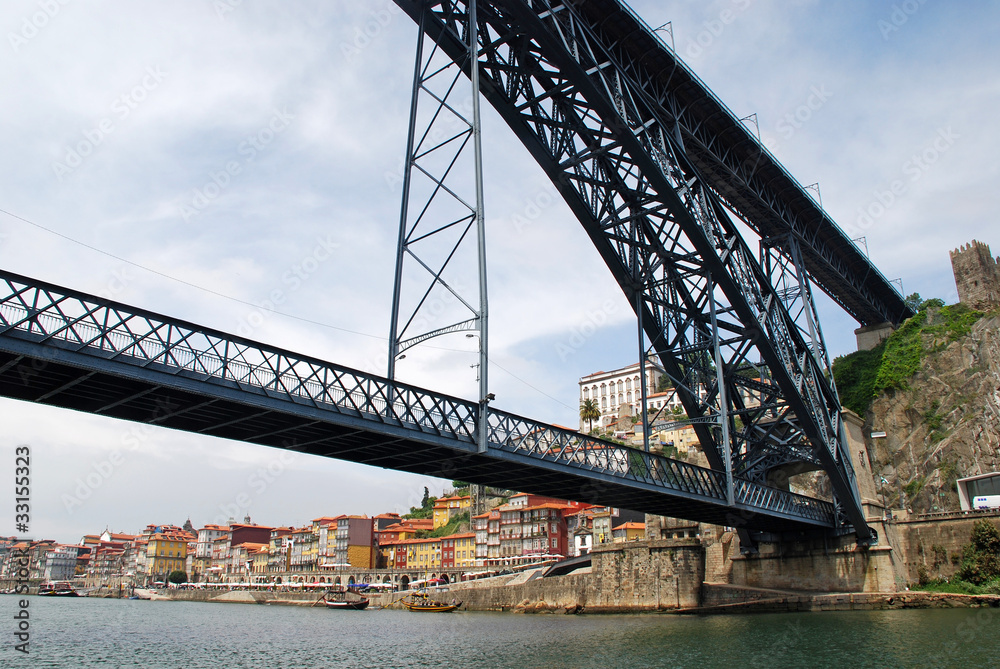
866, 314, 1000, 512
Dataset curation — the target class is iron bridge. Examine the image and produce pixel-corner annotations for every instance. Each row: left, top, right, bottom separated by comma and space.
0, 269, 832, 534
0, 0, 913, 544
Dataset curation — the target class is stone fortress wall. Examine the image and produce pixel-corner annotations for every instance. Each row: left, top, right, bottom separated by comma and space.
950, 239, 1000, 310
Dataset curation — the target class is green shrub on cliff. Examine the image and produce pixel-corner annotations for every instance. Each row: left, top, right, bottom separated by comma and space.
831, 340, 886, 415
832, 301, 985, 415
956, 519, 1000, 585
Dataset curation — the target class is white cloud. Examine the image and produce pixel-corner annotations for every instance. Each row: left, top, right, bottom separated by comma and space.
1, 0, 997, 542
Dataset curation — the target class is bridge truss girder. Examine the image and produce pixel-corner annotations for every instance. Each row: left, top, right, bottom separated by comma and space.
393, 0, 873, 543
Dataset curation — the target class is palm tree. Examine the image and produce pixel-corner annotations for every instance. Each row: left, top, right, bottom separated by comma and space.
580, 399, 601, 433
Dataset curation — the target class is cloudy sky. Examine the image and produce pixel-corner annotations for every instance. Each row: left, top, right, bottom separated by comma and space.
1, 0, 997, 544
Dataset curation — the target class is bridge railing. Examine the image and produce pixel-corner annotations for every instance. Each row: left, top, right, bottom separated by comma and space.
486, 410, 834, 524
0, 271, 478, 444
0, 269, 834, 526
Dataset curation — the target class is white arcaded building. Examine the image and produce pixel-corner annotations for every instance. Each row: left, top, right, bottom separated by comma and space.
578, 359, 667, 431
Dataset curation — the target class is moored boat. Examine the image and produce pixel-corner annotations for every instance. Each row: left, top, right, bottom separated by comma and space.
38, 581, 79, 597
403, 593, 461, 612
323, 598, 369, 610
321, 587, 369, 611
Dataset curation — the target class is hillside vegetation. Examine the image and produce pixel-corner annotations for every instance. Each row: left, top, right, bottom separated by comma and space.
832, 302, 999, 512
833, 302, 986, 416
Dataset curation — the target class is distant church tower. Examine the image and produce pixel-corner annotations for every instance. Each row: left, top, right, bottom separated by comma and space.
950, 240, 1000, 310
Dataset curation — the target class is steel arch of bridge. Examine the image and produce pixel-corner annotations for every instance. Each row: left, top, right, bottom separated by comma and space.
390, 0, 906, 544
0, 269, 835, 532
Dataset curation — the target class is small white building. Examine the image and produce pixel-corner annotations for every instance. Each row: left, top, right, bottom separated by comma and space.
957, 473, 1000, 510
42, 545, 79, 582
579, 358, 664, 431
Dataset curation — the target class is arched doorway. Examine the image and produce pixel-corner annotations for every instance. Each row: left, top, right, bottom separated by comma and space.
399, 575, 410, 590
439, 574, 450, 584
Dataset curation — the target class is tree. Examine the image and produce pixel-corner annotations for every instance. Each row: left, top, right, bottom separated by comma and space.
656, 375, 674, 393
421, 486, 430, 507
956, 519, 1000, 585
167, 570, 187, 584
580, 398, 601, 432
905, 292, 946, 313
451, 480, 470, 490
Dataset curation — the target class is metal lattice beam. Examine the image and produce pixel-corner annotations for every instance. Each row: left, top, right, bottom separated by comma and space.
0, 268, 836, 532
392, 0, 875, 543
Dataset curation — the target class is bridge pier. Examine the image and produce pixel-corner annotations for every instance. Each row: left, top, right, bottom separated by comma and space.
702, 410, 909, 593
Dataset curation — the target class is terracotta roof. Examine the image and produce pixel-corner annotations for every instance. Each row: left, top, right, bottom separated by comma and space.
613, 522, 646, 531
523, 502, 574, 512
393, 537, 442, 546
240, 543, 268, 551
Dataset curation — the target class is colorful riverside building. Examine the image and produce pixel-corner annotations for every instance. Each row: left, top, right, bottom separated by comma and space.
441, 533, 475, 569
432, 495, 471, 528
147, 531, 194, 581
406, 537, 441, 570
334, 516, 377, 569
612, 522, 646, 542
267, 527, 293, 575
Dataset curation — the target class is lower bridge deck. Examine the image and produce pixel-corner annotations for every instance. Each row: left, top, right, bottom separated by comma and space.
0, 269, 837, 535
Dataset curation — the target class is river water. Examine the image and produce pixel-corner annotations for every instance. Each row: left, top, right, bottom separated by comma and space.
7, 595, 1000, 668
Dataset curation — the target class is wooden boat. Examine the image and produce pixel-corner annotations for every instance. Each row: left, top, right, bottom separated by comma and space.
321, 587, 369, 610
324, 598, 370, 610
403, 593, 461, 612
38, 581, 79, 597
